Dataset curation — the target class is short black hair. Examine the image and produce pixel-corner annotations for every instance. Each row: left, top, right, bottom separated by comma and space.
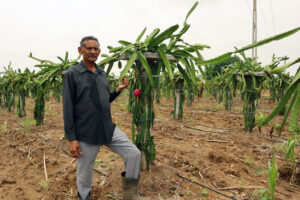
80, 36, 100, 47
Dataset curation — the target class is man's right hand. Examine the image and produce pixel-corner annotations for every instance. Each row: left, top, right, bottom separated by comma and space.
69, 140, 82, 158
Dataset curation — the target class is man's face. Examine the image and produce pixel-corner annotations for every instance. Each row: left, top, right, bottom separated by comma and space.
78, 40, 101, 63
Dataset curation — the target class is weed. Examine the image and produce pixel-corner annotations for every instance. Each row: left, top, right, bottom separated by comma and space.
185, 190, 191, 196
108, 154, 120, 159
52, 111, 58, 118
0, 121, 7, 133
296, 126, 300, 134
272, 123, 281, 132
237, 181, 247, 189
156, 109, 161, 117
202, 90, 210, 98
234, 106, 243, 112
28, 157, 35, 165
116, 121, 123, 130
254, 189, 270, 200
14, 98, 18, 108
108, 165, 114, 171
256, 112, 268, 132
44, 105, 52, 114
199, 105, 215, 112
44, 105, 58, 117
104, 194, 116, 199
119, 102, 127, 112
214, 103, 223, 111
22, 117, 35, 132
254, 155, 278, 200
244, 155, 261, 172
201, 189, 208, 195
94, 159, 104, 168
39, 180, 50, 189
187, 118, 194, 123
191, 163, 198, 169
244, 156, 254, 167
108, 154, 115, 159
279, 135, 296, 167
169, 187, 177, 194
200, 189, 208, 200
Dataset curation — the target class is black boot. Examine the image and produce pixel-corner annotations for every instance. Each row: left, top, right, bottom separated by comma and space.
121, 172, 150, 200
78, 191, 90, 200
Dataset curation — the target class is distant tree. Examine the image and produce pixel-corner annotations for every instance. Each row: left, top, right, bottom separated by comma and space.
205, 55, 242, 79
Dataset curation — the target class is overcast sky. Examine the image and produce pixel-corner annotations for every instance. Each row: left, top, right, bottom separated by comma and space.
0, 0, 299, 75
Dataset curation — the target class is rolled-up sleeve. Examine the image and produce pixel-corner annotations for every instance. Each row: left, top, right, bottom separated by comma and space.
109, 90, 121, 102
63, 71, 77, 141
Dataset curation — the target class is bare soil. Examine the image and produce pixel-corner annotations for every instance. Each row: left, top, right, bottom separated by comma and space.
0, 93, 299, 200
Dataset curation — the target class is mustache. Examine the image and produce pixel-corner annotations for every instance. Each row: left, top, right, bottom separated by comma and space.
88, 54, 98, 57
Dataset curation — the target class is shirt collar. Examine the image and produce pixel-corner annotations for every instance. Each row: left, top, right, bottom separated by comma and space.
78, 61, 105, 75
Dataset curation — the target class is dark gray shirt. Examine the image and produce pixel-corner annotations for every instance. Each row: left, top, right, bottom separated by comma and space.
63, 61, 120, 145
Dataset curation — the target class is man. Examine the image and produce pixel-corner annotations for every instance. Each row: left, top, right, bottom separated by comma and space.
63, 36, 149, 200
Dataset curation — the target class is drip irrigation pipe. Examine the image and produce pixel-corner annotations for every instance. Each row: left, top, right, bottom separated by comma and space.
62, 149, 73, 157
265, 138, 283, 144
230, 111, 242, 115
269, 136, 300, 146
271, 134, 288, 141
184, 126, 229, 135
196, 108, 217, 112
246, 90, 257, 93
175, 173, 236, 200
159, 104, 173, 108
198, 125, 234, 132
135, 119, 153, 123
184, 126, 300, 146
93, 168, 108, 177
267, 138, 300, 147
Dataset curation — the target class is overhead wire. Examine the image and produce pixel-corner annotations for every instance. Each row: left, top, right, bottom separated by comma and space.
258, 1, 270, 36
269, 0, 279, 64
243, 0, 253, 59
243, 0, 277, 64
269, 0, 277, 34
243, 0, 252, 16
258, 0, 271, 59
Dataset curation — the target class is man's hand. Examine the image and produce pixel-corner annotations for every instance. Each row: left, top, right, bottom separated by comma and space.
116, 77, 130, 93
69, 140, 82, 158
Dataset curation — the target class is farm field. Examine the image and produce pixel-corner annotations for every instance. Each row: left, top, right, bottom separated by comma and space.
0, 92, 299, 200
